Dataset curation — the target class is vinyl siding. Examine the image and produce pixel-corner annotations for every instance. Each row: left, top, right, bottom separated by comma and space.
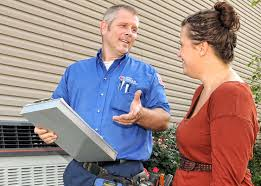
0, 0, 260, 142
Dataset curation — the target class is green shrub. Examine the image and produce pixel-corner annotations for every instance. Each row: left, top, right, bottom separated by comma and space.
248, 54, 261, 105
144, 127, 179, 175
247, 50, 261, 186
249, 144, 261, 185
248, 1, 261, 184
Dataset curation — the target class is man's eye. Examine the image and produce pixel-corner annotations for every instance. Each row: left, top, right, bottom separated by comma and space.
132, 28, 137, 33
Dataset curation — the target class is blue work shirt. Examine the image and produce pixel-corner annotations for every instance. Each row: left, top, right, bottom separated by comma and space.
52, 49, 170, 161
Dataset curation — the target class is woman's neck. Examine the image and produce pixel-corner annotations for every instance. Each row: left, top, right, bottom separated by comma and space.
201, 64, 232, 92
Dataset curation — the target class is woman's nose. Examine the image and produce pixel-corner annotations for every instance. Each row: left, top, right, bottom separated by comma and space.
177, 50, 181, 58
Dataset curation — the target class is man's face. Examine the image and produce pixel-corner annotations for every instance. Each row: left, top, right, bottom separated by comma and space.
101, 9, 139, 57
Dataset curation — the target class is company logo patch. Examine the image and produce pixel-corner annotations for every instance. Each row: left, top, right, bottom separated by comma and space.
156, 73, 165, 87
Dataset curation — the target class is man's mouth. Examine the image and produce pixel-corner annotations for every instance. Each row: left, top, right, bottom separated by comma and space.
121, 39, 129, 44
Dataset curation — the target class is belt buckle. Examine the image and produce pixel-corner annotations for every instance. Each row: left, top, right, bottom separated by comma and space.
189, 162, 196, 171
187, 161, 196, 171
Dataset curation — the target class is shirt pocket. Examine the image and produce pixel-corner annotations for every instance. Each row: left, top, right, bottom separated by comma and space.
110, 83, 137, 115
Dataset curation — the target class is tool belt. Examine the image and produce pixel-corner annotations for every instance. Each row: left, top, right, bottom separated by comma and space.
83, 161, 146, 186
179, 155, 212, 172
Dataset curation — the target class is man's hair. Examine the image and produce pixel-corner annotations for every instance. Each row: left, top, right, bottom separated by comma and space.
103, 4, 138, 26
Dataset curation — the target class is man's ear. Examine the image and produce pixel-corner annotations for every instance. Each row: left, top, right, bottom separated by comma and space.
100, 20, 108, 35
199, 41, 208, 56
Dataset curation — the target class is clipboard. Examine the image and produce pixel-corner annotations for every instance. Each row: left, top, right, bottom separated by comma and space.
20, 98, 117, 162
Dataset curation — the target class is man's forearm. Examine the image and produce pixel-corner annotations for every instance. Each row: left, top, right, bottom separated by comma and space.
137, 108, 170, 131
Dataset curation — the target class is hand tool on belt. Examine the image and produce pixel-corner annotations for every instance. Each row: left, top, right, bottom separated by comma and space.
83, 160, 148, 186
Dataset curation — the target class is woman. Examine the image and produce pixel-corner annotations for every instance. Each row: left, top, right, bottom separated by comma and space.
173, 1, 259, 186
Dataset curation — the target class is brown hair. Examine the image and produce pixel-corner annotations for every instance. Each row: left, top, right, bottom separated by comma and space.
182, 2, 240, 63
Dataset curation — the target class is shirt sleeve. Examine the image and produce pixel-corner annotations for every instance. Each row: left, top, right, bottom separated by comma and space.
52, 66, 70, 104
144, 70, 170, 113
209, 84, 258, 186
210, 116, 255, 186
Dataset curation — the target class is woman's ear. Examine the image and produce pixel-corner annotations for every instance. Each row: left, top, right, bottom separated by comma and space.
198, 41, 209, 56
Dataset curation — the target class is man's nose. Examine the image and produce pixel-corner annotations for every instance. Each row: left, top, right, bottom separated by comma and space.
125, 27, 133, 35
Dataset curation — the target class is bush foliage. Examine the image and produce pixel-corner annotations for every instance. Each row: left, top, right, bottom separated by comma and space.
249, 145, 261, 185
144, 127, 179, 175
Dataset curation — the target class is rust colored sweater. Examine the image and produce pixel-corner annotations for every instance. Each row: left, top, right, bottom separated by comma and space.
173, 82, 259, 186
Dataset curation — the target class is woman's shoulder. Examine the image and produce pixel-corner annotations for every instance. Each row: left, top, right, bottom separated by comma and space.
212, 81, 252, 100
209, 81, 256, 121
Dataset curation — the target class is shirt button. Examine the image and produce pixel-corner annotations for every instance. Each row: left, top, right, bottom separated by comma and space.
95, 128, 98, 131
104, 77, 107, 80
100, 93, 104, 96
97, 109, 100, 113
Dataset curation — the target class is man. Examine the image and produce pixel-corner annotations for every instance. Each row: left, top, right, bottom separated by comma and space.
35, 4, 170, 186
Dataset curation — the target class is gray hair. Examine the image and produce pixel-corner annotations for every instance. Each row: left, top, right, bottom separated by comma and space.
103, 4, 138, 26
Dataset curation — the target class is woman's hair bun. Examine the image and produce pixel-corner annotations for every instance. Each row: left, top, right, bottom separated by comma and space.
214, 1, 240, 31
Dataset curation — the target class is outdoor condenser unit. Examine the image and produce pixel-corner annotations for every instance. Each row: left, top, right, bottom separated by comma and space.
0, 121, 70, 186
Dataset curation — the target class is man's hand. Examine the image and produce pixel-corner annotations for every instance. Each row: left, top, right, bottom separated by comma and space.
34, 127, 58, 144
112, 90, 143, 125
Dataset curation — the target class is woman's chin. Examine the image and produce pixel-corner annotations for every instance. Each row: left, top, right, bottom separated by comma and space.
183, 69, 194, 78
182, 68, 188, 75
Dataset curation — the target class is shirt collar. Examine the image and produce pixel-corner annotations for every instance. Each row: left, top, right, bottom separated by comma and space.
96, 49, 129, 65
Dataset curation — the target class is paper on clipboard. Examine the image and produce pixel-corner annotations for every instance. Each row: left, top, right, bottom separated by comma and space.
20, 98, 117, 162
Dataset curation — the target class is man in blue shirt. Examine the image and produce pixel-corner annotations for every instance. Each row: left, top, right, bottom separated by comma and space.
35, 4, 170, 186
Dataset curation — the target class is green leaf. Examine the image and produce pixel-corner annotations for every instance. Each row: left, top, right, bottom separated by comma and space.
145, 127, 180, 175
251, 0, 261, 6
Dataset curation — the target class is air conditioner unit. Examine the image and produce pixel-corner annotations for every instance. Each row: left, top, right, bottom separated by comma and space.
0, 121, 71, 186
